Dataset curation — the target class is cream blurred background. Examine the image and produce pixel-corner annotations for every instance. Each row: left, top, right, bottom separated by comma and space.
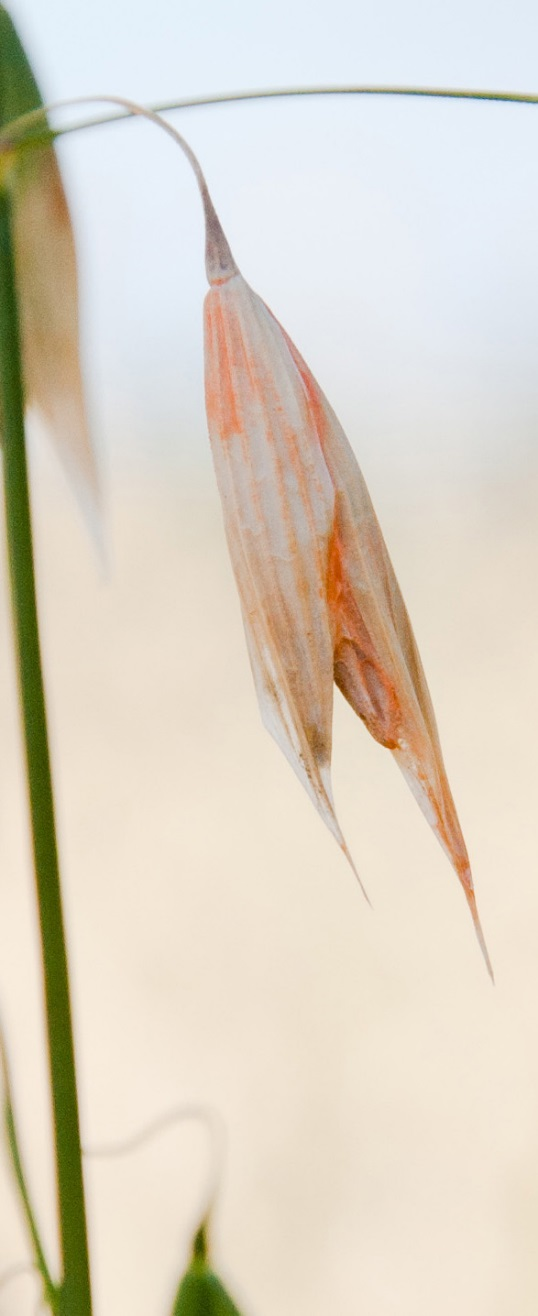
0, 0, 538, 1313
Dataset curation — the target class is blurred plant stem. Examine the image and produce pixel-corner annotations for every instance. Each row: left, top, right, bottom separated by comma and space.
0, 183, 92, 1316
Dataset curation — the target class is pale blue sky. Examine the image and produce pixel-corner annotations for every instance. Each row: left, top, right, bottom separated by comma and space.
8, 0, 538, 485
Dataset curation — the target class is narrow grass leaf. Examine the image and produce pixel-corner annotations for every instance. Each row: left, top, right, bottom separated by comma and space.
0, 4, 99, 534
0, 1025, 59, 1313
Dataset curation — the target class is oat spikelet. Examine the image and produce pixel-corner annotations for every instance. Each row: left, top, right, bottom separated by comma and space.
201, 187, 490, 973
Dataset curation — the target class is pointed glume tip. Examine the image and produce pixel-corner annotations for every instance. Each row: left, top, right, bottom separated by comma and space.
340, 840, 372, 908
465, 886, 494, 983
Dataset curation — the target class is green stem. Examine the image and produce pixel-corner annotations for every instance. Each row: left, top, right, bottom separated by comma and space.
5, 81, 538, 153
0, 185, 92, 1316
2, 83, 538, 156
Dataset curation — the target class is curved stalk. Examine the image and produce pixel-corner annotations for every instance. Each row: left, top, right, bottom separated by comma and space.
0, 93, 236, 283
2, 82, 538, 155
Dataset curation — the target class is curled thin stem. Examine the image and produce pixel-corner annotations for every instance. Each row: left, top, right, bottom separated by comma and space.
84, 1102, 225, 1232
4, 81, 537, 277
2, 81, 538, 151
0, 1260, 38, 1295
0, 94, 236, 282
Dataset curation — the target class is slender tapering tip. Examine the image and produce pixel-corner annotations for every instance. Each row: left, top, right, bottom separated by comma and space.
340, 838, 372, 908
463, 882, 494, 982
201, 185, 238, 286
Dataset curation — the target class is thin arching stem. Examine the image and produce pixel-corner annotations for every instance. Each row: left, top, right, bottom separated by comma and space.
0, 94, 236, 282
2, 82, 538, 153
85, 1101, 225, 1233
2, 82, 536, 282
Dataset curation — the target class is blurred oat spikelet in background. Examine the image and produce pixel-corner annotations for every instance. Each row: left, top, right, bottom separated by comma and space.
0, 5, 99, 527
201, 183, 491, 974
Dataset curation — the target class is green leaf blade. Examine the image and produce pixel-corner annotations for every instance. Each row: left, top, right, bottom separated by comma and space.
0, 5, 43, 129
